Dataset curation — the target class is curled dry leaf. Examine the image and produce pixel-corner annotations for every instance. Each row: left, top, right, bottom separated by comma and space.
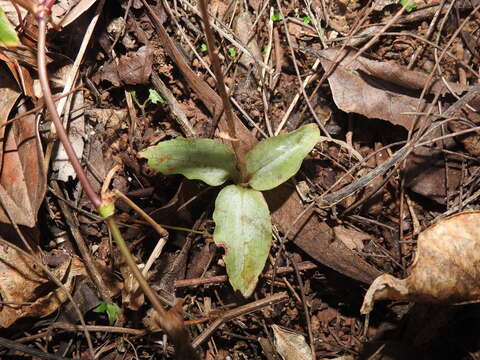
272, 325, 313, 360
0, 243, 87, 327
315, 47, 467, 129
361, 211, 480, 314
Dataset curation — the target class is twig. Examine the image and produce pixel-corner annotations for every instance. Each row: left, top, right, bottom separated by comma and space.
192, 292, 288, 348
198, 0, 247, 181
51, 180, 111, 302
0, 336, 73, 360
174, 261, 317, 288
151, 71, 196, 138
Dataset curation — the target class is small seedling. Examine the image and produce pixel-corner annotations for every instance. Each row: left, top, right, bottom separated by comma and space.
131, 88, 164, 117
200, 43, 208, 52
302, 16, 311, 24
227, 47, 237, 57
93, 302, 121, 325
271, 13, 284, 22
399, 0, 417, 12
140, 124, 320, 297
148, 88, 165, 104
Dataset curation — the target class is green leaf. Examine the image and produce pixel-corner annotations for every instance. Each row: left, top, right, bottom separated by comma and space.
93, 302, 107, 313
93, 302, 121, 325
200, 43, 208, 52
302, 16, 311, 24
130, 90, 137, 98
271, 13, 284, 21
0, 9, 20, 47
228, 47, 237, 57
213, 185, 272, 297
148, 88, 165, 104
399, 0, 417, 12
139, 137, 238, 186
105, 303, 121, 325
246, 124, 319, 191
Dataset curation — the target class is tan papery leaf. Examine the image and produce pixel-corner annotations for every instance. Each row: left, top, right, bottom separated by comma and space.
361, 211, 480, 314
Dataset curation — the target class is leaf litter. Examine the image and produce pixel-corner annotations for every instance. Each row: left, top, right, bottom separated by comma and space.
1, 0, 480, 358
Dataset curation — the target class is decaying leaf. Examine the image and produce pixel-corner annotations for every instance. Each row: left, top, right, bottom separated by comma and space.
117, 45, 154, 85
0, 67, 46, 227
315, 47, 467, 129
246, 124, 320, 191
213, 185, 272, 297
265, 186, 381, 284
272, 324, 313, 360
361, 211, 480, 314
140, 137, 238, 186
0, 243, 87, 327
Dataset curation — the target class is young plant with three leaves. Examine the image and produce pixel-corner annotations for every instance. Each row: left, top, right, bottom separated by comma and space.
140, 123, 320, 297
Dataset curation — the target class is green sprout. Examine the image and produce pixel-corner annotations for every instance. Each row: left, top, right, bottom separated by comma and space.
228, 47, 237, 57
399, 0, 417, 12
130, 88, 165, 118
271, 13, 284, 21
148, 89, 165, 104
302, 16, 311, 24
93, 302, 121, 325
200, 43, 208, 52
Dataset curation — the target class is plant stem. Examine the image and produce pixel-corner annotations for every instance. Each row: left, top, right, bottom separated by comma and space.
37, 15, 102, 210
105, 217, 198, 359
37, 9, 197, 359
198, 0, 247, 183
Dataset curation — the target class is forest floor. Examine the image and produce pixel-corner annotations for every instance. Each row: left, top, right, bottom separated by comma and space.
1, 0, 480, 359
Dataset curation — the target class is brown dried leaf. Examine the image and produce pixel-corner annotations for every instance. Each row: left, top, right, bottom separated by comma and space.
0, 244, 87, 327
361, 211, 480, 314
0, 68, 46, 227
404, 146, 461, 204
265, 186, 381, 284
272, 325, 312, 360
117, 45, 154, 85
317, 47, 467, 129
333, 225, 368, 251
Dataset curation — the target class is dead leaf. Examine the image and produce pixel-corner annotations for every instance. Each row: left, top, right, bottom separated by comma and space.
0, 67, 46, 227
403, 146, 462, 204
333, 225, 368, 251
361, 211, 480, 314
117, 45, 154, 85
0, 243, 87, 327
272, 325, 313, 360
265, 186, 381, 284
316, 47, 467, 129
57, 0, 98, 27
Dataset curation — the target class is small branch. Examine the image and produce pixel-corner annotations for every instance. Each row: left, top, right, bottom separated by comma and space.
198, 0, 247, 182
174, 261, 317, 288
192, 292, 289, 348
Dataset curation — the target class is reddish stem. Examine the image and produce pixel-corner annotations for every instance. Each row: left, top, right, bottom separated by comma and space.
37, 15, 102, 209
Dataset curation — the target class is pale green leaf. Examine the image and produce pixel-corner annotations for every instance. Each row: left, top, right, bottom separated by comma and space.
246, 123, 320, 191
213, 185, 272, 297
105, 303, 121, 325
0, 8, 20, 47
148, 88, 164, 104
139, 137, 238, 186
